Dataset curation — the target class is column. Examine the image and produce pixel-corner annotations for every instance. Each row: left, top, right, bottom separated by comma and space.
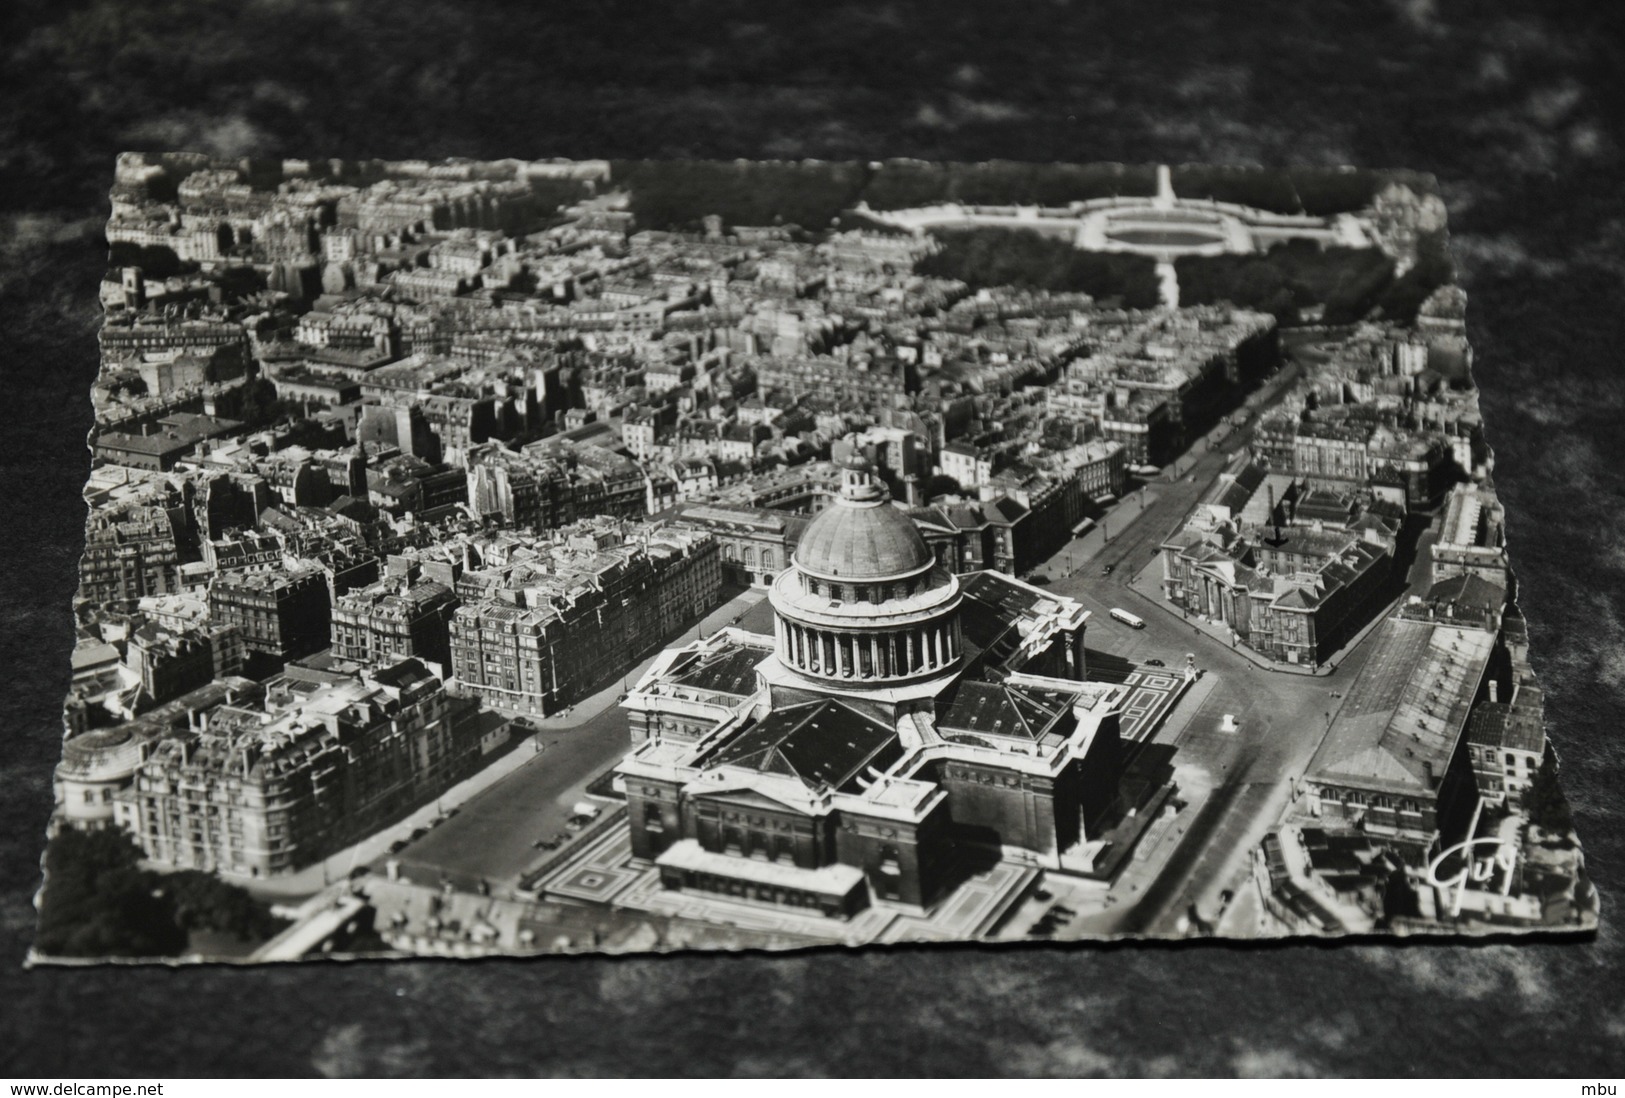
935, 625, 946, 666
876, 635, 889, 678
837, 635, 850, 678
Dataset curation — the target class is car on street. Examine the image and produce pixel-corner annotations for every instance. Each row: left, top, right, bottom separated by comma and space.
1144, 658, 1165, 667
388, 839, 409, 854
1101, 563, 1114, 576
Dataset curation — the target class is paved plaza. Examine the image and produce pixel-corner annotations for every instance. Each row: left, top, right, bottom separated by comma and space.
528, 816, 1042, 948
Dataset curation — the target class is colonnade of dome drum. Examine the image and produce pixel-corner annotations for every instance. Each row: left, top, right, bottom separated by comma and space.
773, 615, 961, 682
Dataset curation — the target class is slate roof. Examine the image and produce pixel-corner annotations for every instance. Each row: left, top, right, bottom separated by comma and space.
1205, 461, 1267, 514
1466, 700, 1546, 756
1308, 618, 1495, 796
936, 680, 1078, 749
1425, 573, 1507, 615
670, 643, 764, 697
703, 699, 901, 793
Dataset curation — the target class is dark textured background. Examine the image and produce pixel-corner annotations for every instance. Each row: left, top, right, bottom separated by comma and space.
3, 0, 1624, 1077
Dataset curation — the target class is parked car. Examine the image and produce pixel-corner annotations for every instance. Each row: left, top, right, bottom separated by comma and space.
1101, 563, 1114, 575
1145, 658, 1166, 667
388, 839, 409, 855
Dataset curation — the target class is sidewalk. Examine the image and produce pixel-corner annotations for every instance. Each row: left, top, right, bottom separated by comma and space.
230, 735, 544, 901
1043, 485, 1165, 574
508, 585, 769, 731
233, 586, 768, 903
1124, 556, 1399, 678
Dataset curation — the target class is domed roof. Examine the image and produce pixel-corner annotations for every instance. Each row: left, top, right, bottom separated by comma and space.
58, 725, 141, 778
794, 460, 935, 580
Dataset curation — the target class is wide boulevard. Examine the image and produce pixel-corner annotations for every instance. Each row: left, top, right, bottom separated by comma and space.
1033, 331, 1408, 935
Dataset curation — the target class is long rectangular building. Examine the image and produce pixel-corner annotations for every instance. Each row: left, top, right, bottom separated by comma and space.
1303, 618, 1497, 862
449, 522, 722, 714
111, 660, 483, 877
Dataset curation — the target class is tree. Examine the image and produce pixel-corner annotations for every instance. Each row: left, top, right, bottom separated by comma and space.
1170, 166, 1301, 215
33, 829, 186, 959
34, 829, 287, 959
1523, 750, 1573, 835
916, 227, 1161, 308
166, 870, 287, 940
1176, 242, 1396, 325
233, 376, 291, 428
613, 160, 868, 233
1375, 237, 1455, 324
